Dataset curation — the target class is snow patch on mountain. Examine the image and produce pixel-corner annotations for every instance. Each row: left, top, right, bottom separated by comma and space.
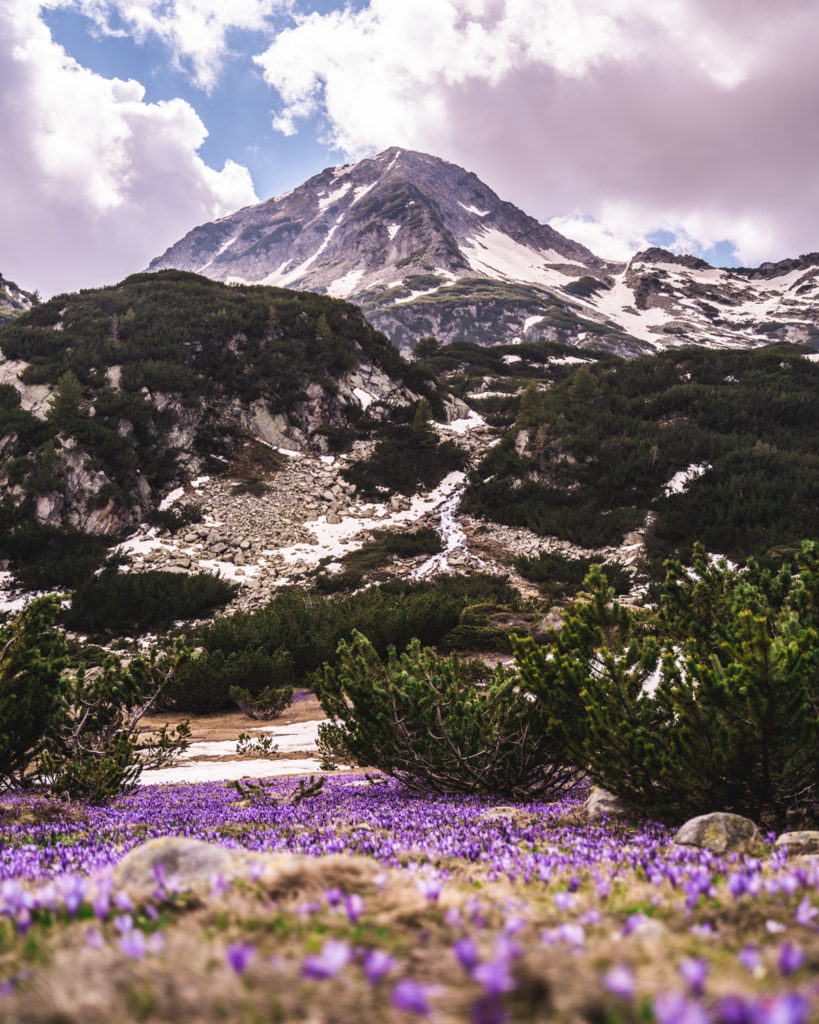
663, 463, 710, 497
327, 268, 365, 298
462, 228, 578, 287
318, 180, 353, 212
459, 201, 490, 217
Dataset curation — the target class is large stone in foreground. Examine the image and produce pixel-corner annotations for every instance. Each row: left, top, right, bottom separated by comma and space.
114, 837, 388, 905
672, 812, 762, 855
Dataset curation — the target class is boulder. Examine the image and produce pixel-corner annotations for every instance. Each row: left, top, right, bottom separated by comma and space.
583, 787, 635, 822
672, 812, 762, 855
774, 831, 819, 856
114, 837, 390, 906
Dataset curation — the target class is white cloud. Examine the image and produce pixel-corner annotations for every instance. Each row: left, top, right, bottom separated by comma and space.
547, 214, 649, 264
45, 0, 282, 91
0, 0, 258, 296
254, 0, 819, 266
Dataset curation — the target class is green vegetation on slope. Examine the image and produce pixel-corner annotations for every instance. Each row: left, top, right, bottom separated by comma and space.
0, 271, 435, 586
462, 343, 819, 569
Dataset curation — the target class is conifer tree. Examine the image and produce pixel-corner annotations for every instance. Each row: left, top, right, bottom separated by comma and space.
514, 548, 819, 827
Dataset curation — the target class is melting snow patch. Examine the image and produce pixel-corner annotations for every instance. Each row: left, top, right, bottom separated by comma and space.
277, 472, 466, 569
139, 758, 326, 785
502, 354, 521, 364
276, 446, 304, 458
191, 476, 210, 488
437, 409, 486, 435
663, 463, 709, 497
327, 268, 364, 298
158, 488, 184, 511
805, 353, 819, 362
387, 223, 400, 240
353, 387, 375, 410
458, 201, 490, 217
351, 182, 376, 205
550, 356, 591, 366
412, 486, 487, 578
318, 180, 352, 211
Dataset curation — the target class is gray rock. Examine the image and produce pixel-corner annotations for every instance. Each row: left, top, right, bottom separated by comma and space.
583, 787, 635, 822
114, 837, 384, 905
326, 513, 342, 524
672, 812, 762, 855
775, 831, 819, 856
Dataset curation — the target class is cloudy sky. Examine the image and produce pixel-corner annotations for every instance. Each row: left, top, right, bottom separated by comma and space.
2, 0, 817, 297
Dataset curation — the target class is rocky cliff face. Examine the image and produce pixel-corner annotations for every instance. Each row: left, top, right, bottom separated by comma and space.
0, 272, 428, 539
148, 149, 819, 358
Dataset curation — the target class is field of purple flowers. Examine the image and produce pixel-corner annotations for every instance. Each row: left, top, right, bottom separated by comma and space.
0, 775, 816, 1022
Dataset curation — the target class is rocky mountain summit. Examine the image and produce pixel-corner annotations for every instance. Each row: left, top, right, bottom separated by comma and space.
149, 149, 819, 357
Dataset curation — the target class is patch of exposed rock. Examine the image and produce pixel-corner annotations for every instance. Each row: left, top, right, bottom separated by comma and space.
671, 812, 763, 855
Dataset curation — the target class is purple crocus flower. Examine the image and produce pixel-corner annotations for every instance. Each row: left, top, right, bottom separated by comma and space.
453, 937, 480, 973
59, 875, 87, 916
363, 949, 396, 984
85, 927, 105, 950
795, 898, 817, 927
119, 931, 147, 960
750, 993, 808, 1024
553, 891, 573, 912
226, 942, 255, 974
392, 978, 431, 1015
113, 891, 134, 912
716, 995, 749, 1024
473, 959, 516, 998
603, 965, 635, 1000
778, 942, 805, 976
738, 946, 761, 973
416, 877, 443, 903
678, 957, 708, 996
653, 991, 709, 1024
324, 887, 343, 908
302, 940, 352, 980
345, 893, 364, 924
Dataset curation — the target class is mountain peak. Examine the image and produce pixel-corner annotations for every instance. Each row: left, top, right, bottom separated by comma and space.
147, 151, 819, 357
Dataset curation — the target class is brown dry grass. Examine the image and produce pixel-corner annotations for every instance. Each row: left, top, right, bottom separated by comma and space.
140, 695, 325, 745
3, 853, 817, 1024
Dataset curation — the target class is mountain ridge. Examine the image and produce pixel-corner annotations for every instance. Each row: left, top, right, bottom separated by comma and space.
148, 148, 819, 357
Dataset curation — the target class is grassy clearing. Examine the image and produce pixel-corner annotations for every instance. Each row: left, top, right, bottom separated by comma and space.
0, 779, 815, 1022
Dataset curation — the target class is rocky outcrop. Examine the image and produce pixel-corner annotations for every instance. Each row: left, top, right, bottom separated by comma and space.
0, 273, 35, 327
583, 787, 636, 822
0, 358, 52, 418
671, 812, 762, 855
774, 831, 819, 856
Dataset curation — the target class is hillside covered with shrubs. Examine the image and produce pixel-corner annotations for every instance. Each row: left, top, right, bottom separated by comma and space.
461, 343, 819, 570
0, 271, 437, 586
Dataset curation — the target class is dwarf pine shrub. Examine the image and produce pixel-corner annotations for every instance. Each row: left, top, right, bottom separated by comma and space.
315, 631, 578, 799
514, 546, 819, 827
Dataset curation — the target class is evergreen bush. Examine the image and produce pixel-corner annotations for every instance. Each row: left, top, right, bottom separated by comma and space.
62, 569, 237, 635
315, 631, 578, 799
0, 596, 67, 788
514, 548, 819, 827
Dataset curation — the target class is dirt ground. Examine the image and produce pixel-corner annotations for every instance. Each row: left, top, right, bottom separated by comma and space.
140, 693, 326, 745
